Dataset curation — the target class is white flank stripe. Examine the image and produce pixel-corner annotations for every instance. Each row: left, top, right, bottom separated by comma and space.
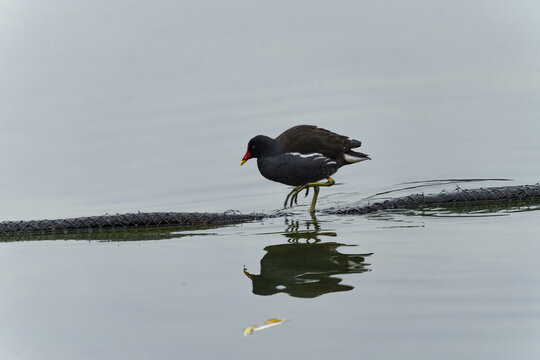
288, 152, 324, 159
288, 152, 336, 165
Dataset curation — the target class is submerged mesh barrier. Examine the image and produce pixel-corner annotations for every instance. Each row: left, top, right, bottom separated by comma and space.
325, 184, 540, 215
0, 212, 265, 235
1, 184, 539, 235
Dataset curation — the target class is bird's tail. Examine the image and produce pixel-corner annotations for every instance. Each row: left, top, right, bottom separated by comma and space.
343, 150, 371, 163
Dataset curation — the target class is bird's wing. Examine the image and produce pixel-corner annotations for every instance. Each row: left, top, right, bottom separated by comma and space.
276, 125, 361, 159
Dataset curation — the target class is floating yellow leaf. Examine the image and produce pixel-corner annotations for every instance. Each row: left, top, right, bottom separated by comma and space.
243, 318, 287, 336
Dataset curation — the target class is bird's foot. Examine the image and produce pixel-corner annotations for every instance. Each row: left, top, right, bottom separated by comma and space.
283, 185, 309, 208
283, 177, 336, 212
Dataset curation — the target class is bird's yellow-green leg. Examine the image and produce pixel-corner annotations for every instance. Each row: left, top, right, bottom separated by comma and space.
283, 177, 336, 212
309, 186, 320, 213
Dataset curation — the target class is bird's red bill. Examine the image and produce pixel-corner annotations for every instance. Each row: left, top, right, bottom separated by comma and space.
240, 149, 251, 165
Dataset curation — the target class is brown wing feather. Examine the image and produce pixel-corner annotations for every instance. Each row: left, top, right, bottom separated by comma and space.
276, 125, 361, 159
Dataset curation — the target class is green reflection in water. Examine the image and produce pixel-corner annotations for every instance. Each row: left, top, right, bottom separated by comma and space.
413, 199, 540, 217
0, 223, 231, 242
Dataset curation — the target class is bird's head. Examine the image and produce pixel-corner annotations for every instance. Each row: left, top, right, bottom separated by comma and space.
240, 135, 279, 165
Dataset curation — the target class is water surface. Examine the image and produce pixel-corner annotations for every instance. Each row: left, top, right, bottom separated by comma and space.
1, 1, 540, 359
2, 208, 540, 359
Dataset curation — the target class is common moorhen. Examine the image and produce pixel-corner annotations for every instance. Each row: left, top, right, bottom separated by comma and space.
240, 125, 370, 213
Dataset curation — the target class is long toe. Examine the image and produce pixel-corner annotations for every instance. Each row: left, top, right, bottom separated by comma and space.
284, 185, 304, 208
290, 187, 303, 206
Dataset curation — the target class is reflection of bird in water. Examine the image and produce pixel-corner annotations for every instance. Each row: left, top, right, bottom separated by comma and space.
244, 242, 373, 298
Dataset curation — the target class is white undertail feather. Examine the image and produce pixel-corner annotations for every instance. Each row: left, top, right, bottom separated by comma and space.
343, 153, 369, 163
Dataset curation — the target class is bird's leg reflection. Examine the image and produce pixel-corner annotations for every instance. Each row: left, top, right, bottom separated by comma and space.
283, 215, 328, 243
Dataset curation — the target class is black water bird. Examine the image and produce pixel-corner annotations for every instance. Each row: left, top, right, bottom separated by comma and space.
240, 125, 370, 212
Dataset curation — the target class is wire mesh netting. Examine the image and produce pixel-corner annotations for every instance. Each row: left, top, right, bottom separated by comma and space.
1, 184, 539, 235
0, 211, 265, 235
326, 184, 540, 215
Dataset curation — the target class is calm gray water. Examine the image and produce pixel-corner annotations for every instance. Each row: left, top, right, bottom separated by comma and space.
1, 1, 540, 359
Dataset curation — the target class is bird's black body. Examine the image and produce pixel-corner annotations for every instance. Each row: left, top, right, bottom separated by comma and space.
243, 125, 369, 186
257, 151, 339, 186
